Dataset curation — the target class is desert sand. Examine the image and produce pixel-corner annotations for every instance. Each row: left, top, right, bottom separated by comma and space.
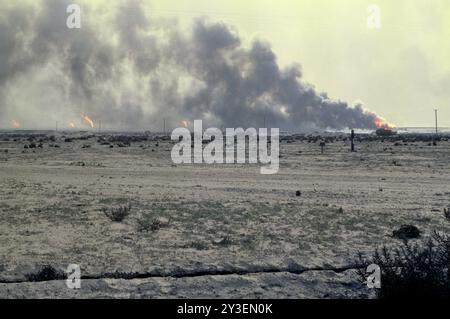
1, 131, 449, 298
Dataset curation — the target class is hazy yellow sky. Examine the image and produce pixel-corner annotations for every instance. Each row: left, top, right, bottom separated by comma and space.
148, 0, 450, 127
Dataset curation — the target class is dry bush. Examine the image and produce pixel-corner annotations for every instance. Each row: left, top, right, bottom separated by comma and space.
103, 203, 132, 222
137, 217, 170, 232
356, 232, 450, 299
444, 207, 450, 221
25, 264, 65, 282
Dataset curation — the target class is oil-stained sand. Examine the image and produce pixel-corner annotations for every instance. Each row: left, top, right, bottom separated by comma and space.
1, 132, 450, 298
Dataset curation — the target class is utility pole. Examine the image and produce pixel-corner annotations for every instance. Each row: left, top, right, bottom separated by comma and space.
433, 109, 438, 146
55, 121, 58, 132
163, 118, 166, 134
350, 129, 355, 152
435, 109, 438, 134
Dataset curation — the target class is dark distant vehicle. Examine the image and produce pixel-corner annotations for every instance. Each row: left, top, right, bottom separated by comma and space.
375, 128, 397, 136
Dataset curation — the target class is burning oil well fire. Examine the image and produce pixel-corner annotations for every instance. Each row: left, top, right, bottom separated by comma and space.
11, 120, 20, 129
371, 114, 397, 136
81, 114, 95, 129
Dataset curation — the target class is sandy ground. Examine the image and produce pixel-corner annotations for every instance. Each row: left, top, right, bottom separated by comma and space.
0, 131, 450, 298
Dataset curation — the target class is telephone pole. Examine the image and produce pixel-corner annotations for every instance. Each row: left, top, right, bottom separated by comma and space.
435, 109, 438, 134
432, 109, 438, 146
350, 129, 355, 152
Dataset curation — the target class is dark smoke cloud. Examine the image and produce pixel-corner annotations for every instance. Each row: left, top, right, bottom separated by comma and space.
0, 0, 379, 130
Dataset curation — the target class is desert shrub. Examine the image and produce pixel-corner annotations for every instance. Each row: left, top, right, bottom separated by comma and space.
214, 236, 232, 247
184, 241, 208, 250
103, 203, 132, 222
356, 232, 450, 299
392, 224, 421, 240
444, 207, 450, 221
25, 264, 65, 282
137, 218, 158, 232
137, 217, 169, 232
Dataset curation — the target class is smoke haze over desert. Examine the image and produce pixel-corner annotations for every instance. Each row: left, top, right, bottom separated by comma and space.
0, 0, 402, 131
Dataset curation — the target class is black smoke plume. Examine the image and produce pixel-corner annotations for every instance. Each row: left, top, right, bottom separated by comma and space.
0, 0, 380, 131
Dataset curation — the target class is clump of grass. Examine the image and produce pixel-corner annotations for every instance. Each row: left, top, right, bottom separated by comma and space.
214, 236, 233, 247
25, 264, 65, 282
185, 241, 208, 251
70, 161, 103, 167
356, 232, 450, 299
103, 203, 132, 222
137, 217, 170, 232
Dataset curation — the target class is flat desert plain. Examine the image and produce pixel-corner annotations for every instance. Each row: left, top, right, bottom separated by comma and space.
1, 131, 450, 298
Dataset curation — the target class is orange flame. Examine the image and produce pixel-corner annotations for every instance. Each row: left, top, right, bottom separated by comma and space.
12, 120, 20, 129
69, 122, 76, 128
374, 116, 396, 129
81, 114, 94, 128
367, 111, 395, 129
180, 120, 189, 128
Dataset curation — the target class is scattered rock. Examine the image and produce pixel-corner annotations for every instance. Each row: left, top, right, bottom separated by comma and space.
295, 190, 301, 197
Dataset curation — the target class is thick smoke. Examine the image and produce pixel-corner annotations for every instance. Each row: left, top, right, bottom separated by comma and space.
0, 0, 379, 131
